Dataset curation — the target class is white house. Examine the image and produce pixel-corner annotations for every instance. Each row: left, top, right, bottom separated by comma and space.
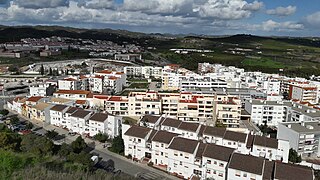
69, 109, 92, 135
227, 153, 265, 180
202, 144, 234, 180
123, 125, 153, 160
49, 104, 69, 128
88, 112, 122, 138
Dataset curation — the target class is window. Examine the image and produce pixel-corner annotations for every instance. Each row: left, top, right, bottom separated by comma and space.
161, 144, 164, 148
185, 156, 189, 159
206, 169, 211, 174
235, 170, 241, 177
218, 173, 223, 177
228, 142, 231, 145
138, 139, 141, 143
180, 161, 182, 166
207, 160, 211, 164
214, 161, 217, 165
243, 173, 247, 177
180, 153, 183, 156
174, 153, 178, 156
219, 163, 224, 167
161, 152, 163, 156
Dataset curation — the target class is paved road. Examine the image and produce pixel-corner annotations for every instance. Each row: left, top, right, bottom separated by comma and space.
8, 109, 177, 180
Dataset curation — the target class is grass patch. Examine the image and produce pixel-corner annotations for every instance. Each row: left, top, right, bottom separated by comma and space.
242, 58, 285, 69
123, 117, 138, 125
128, 83, 149, 89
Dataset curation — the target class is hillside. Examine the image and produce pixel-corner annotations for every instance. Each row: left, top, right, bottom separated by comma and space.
0, 25, 320, 77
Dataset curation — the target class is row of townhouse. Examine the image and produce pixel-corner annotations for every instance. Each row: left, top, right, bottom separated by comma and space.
124, 115, 290, 162
7, 96, 122, 138
245, 100, 320, 126
122, 117, 313, 179
50, 104, 122, 137
89, 91, 242, 127
57, 69, 126, 94
124, 66, 162, 79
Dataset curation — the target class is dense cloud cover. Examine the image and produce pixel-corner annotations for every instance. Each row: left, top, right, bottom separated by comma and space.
0, 0, 318, 36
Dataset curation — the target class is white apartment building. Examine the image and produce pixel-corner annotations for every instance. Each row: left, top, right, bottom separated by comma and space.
124, 66, 162, 79
245, 100, 320, 126
58, 77, 82, 90
180, 76, 228, 91
245, 100, 290, 126
29, 84, 56, 97
262, 79, 281, 95
127, 92, 162, 116
278, 122, 320, 157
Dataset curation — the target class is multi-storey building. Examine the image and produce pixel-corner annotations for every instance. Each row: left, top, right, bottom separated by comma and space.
29, 84, 56, 97
124, 66, 162, 79
278, 121, 320, 158
289, 84, 318, 103
215, 97, 241, 128
180, 76, 228, 91
245, 100, 320, 126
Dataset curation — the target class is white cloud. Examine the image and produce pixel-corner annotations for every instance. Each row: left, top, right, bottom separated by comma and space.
13, 0, 69, 9
306, 11, 320, 27
266, 5, 296, 16
197, 0, 263, 20
261, 20, 303, 31
242, 1, 264, 11
78, 0, 114, 9
0, 0, 309, 35
122, 0, 194, 16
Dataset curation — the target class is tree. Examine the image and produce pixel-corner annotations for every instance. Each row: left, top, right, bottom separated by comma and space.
39, 65, 44, 76
8, 65, 19, 73
93, 133, 109, 143
49, 68, 53, 76
58, 143, 72, 157
20, 134, 54, 155
110, 136, 124, 154
25, 122, 33, 130
0, 132, 20, 151
45, 130, 58, 140
71, 136, 87, 154
0, 109, 9, 116
289, 148, 302, 163
9, 116, 20, 125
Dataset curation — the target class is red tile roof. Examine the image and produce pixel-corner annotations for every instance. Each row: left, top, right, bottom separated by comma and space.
75, 100, 87, 105
97, 70, 112, 74
55, 90, 91, 95
26, 96, 43, 102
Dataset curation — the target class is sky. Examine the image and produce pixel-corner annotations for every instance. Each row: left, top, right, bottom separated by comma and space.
0, 0, 319, 36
